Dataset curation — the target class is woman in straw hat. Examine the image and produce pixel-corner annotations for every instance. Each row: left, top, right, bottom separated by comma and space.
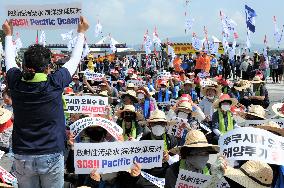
66, 120, 144, 188
165, 130, 223, 188
115, 105, 144, 141
140, 110, 178, 183
178, 79, 197, 102
211, 94, 238, 142
199, 84, 221, 123
250, 76, 270, 109
0, 107, 13, 154
136, 87, 156, 119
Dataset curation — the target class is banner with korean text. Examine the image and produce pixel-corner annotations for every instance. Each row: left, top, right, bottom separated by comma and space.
175, 169, 230, 188
6, 2, 81, 29
74, 140, 164, 174
64, 95, 108, 114
69, 117, 123, 140
219, 127, 284, 165
84, 72, 105, 81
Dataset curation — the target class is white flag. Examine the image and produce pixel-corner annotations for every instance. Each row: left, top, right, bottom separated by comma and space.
192, 37, 202, 51
39, 31, 46, 47
167, 45, 175, 58
82, 43, 90, 58
153, 32, 161, 46
61, 30, 73, 41
144, 32, 152, 55
110, 37, 117, 53
95, 22, 103, 37
222, 35, 229, 52
185, 18, 194, 32
67, 36, 77, 51
273, 16, 282, 47
222, 15, 237, 36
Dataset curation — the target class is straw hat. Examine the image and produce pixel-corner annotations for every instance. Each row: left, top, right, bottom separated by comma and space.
234, 80, 251, 91
213, 94, 238, 109
147, 110, 167, 123
0, 183, 13, 188
0, 108, 12, 124
246, 105, 266, 120
225, 160, 273, 188
201, 85, 221, 96
115, 105, 143, 120
170, 130, 219, 155
272, 103, 284, 117
177, 101, 192, 113
126, 82, 135, 88
98, 90, 108, 97
184, 79, 196, 88
256, 121, 284, 136
121, 90, 138, 103
251, 76, 264, 84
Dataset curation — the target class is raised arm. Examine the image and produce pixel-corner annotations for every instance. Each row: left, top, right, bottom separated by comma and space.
2, 20, 17, 71
63, 16, 89, 76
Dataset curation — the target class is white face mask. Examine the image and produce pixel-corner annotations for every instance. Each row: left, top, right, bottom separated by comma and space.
161, 88, 166, 91
137, 93, 145, 100
178, 112, 188, 119
221, 104, 231, 112
151, 125, 165, 136
101, 172, 118, 182
186, 155, 209, 170
207, 96, 214, 100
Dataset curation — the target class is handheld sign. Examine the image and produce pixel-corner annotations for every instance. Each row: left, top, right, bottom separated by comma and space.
69, 117, 123, 140
157, 71, 171, 80
74, 140, 164, 174
219, 127, 284, 166
84, 72, 105, 81
126, 80, 146, 87
175, 169, 230, 188
7, 3, 81, 29
64, 95, 108, 114
0, 166, 17, 185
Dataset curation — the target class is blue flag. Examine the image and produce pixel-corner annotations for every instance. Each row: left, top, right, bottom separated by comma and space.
245, 5, 257, 33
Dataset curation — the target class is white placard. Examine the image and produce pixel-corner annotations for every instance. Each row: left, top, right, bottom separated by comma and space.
69, 117, 122, 140
141, 171, 165, 188
157, 71, 171, 80
200, 79, 215, 87
157, 101, 171, 108
168, 117, 189, 138
244, 118, 284, 128
175, 169, 230, 188
219, 127, 284, 165
7, 3, 81, 29
64, 95, 108, 114
126, 80, 146, 87
84, 72, 105, 81
0, 166, 17, 185
74, 140, 164, 174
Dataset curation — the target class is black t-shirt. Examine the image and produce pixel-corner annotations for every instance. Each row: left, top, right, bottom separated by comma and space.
7, 67, 71, 155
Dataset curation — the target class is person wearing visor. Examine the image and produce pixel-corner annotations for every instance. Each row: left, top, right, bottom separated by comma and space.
211, 94, 238, 141
141, 110, 178, 182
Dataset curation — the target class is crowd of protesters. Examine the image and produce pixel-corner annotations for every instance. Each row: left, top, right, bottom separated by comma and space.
0, 17, 284, 188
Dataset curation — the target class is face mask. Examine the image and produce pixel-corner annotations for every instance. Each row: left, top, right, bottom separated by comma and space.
161, 88, 166, 91
178, 112, 188, 119
221, 104, 231, 112
151, 125, 165, 137
101, 172, 118, 182
186, 155, 209, 170
137, 93, 145, 100
207, 96, 214, 100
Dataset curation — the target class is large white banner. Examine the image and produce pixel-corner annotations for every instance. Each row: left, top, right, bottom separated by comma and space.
64, 95, 108, 114
219, 127, 284, 165
69, 117, 123, 140
74, 140, 164, 174
175, 169, 230, 188
6, 3, 81, 29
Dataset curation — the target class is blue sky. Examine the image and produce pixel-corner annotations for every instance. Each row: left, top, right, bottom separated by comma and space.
1, 0, 284, 48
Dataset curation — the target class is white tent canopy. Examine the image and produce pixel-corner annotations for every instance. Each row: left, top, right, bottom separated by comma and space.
91, 36, 134, 52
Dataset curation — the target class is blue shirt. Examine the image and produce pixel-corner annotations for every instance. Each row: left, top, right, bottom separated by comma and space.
7, 67, 71, 155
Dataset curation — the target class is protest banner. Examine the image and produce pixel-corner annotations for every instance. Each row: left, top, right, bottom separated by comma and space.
6, 2, 81, 29
171, 43, 196, 55
200, 79, 215, 87
0, 166, 17, 185
244, 118, 284, 128
175, 169, 230, 188
84, 72, 105, 81
74, 140, 164, 174
69, 117, 123, 140
141, 171, 165, 188
126, 80, 146, 87
219, 127, 284, 165
157, 71, 171, 80
64, 95, 108, 114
